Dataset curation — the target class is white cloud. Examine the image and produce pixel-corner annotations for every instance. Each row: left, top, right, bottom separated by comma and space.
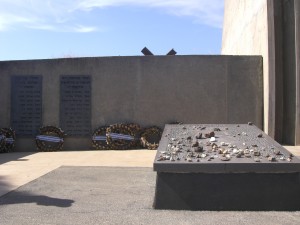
0, 0, 224, 32
25, 23, 98, 33
72, 25, 98, 33
0, 0, 94, 32
0, 13, 37, 31
75, 0, 224, 28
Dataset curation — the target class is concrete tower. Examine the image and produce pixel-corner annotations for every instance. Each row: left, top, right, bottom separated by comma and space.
222, 0, 300, 145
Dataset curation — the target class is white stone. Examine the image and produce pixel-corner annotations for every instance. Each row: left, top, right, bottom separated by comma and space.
174, 147, 180, 152
210, 137, 216, 142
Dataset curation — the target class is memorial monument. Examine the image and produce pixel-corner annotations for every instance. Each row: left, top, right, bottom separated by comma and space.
0, 56, 263, 151
153, 124, 300, 210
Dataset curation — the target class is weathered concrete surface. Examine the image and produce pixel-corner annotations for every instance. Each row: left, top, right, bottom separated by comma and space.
0, 150, 156, 197
154, 124, 300, 173
222, 0, 272, 137
153, 124, 300, 210
296, 1, 300, 145
0, 147, 298, 198
154, 172, 300, 210
222, 0, 300, 145
280, 0, 300, 145
1, 166, 300, 225
0, 55, 263, 151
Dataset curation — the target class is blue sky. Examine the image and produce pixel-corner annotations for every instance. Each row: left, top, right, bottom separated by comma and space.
0, 0, 224, 60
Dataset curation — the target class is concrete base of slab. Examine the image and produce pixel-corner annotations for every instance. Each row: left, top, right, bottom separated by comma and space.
153, 172, 300, 211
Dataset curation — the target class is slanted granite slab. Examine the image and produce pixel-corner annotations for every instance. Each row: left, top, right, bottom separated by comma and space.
153, 124, 300, 211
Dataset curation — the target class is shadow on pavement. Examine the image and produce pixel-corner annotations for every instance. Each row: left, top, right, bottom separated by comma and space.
0, 152, 36, 165
0, 176, 13, 197
0, 191, 74, 208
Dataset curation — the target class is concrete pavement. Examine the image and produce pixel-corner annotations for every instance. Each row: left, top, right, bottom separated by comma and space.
2, 166, 300, 225
0, 150, 156, 197
0, 147, 300, 225
0, 146, 299, 197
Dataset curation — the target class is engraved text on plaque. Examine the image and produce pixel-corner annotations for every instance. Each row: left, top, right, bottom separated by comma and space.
60, 76, 91, 136
11, 76, 42, 136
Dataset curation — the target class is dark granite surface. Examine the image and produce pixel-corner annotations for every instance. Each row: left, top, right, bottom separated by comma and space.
60, 76, 91, 136
11, 76, 42, 136
153, 124, 300, 173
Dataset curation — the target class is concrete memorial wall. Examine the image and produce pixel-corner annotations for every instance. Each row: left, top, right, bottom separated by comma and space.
0, 55, 263, 151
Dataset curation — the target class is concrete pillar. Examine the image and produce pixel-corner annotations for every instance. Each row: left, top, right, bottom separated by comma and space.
267, 0, 278, 140
221, 0, 272, 136
222, 0, 300, 145
295, 0, 300, 144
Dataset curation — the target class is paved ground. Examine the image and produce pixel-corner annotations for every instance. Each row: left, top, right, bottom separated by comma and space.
1, 166, 300, 225
0, 147, 299, 224
0, 150, 156, 197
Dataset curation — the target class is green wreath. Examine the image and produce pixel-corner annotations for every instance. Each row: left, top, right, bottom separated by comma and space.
36, 126, 65, 152
0, 128, 16, 153
126, 123, 142, 148
106, 124, 137, 150
140, 126, 162, 150
92, 126, 111, 150
0, 130, 6, 153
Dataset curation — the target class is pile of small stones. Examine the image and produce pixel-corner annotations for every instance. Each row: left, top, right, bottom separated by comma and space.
157, 123, 294, 163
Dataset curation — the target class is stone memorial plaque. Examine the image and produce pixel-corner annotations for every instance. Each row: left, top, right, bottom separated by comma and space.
11, 76, 42, 136
154, 124, 300, 173
153, 124, 300, 210
60, 76, 91, 136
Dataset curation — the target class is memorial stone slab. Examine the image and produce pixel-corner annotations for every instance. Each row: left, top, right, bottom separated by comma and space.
153, 124, 300, 210
11, 76, 42, 136
60, 76, 91, 136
